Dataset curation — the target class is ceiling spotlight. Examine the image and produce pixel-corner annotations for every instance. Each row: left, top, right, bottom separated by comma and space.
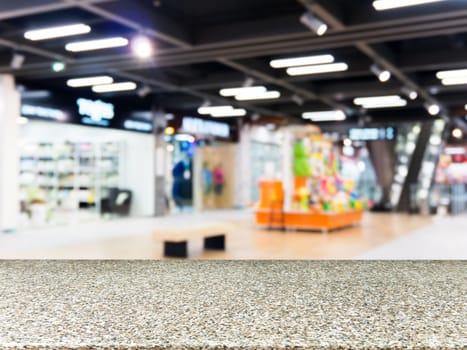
10, 53, 25, 69
451, 127, 463, 139
291, 94, 304, 106
131, 35, 153, 59
51, 61, 66, 72
137, 85, 151, 98
370, 64, 391, 82
401, 86, 418, 100
242, 77, 255, 87
425, 102, 440, 115
300, 12, 328, 36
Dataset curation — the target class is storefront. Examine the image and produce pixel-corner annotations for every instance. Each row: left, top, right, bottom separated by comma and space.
164, 115, 240, 213
16, 89, 155, 227
431, 145, 467, 215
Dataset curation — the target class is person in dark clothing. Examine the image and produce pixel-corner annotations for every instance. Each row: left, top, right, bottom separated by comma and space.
171, 160, 186, 210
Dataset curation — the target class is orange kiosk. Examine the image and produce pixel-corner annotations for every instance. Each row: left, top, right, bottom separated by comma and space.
255, 125, 364, 233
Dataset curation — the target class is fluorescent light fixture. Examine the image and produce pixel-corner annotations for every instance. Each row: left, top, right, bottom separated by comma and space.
441, 77, 467, 86
300, 12, 328, 36
131, 35, 153, 59
436, 69, 467, 79
210, 108, 247, 117
370, 64, 391, 82
219, 86, 266, 97
425, 103, 440, 115
234, 90, 281, 101
270, 54, 334, 68
198, 105, 235, 115
92, 82, 137, 93
286, 62, 348, 76
373, 0, 445, 11
65, 37, 128, 52
354, 95, 407, 108
465, 104, 467, 111
67, 76, 114, 87
197, 105, 246, 117
24, 23, 91, 41
302, 110, 346, 121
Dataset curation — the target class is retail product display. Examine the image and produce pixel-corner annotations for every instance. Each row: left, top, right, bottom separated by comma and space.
256, 125, 368, 232
19, 141, 121, 225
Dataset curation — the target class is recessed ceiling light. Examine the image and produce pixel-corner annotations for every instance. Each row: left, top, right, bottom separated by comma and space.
92, 82, 137, 93
65, 37, 128, 52
67, 76, 114, 87
24, 24, 91, 41
302, 110, 346, 121
270, 54, 334, 68
219, 86, 266, 97
234, 90, 281, 101
286, 62, 348, 76
373, 0, 445, 11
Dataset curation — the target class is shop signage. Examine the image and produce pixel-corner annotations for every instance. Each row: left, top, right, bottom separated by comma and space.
77, 98, 114, 126
123, 119, 153, 132
21, 104, 67, 121
181, 117, 230, 138
349, 127, 395, 141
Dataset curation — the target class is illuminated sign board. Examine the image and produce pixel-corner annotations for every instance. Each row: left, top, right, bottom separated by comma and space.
181, 117, 230, 138
123, 119, 153, 132
349, 127, 396, 141
77, 98, 114, 126
21, 104, 67, 121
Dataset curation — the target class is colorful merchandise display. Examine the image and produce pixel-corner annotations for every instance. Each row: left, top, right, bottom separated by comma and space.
256, 126, 369, 232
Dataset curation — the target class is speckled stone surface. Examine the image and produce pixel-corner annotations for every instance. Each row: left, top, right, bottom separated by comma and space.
0, 261, 465, 350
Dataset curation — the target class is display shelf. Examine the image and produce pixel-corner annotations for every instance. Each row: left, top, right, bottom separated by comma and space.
19, 140, 122, 220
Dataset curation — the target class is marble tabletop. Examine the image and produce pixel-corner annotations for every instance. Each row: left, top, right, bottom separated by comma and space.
0, 260, 465, 350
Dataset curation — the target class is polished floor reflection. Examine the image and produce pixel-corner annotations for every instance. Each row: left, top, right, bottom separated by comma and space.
1, 210, 465, 259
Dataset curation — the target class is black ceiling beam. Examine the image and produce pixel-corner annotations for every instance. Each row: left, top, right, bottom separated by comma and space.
0, 0, 114, 20
68, 0, 192, 47
65, 0, 343, 116
307, 0, 447, 115
6, 11, 467, 80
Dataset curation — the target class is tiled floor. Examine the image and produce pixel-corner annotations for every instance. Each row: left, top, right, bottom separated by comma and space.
2, 210, 461, 259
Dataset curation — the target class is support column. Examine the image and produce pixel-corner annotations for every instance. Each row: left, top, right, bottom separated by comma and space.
0, 75, 20, 232
153, 110, 167, 216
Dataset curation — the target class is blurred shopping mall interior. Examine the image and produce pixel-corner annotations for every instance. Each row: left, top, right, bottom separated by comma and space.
0, 0, 466, 259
